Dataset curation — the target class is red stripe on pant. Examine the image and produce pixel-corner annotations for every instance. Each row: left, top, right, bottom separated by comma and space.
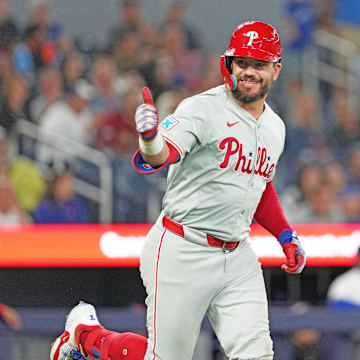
152, 229, 166, 360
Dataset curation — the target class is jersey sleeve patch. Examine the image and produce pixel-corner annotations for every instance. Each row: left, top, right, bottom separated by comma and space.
159, 115, 179, 131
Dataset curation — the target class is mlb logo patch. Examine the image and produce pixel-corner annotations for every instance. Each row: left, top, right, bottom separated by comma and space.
160, 116, 179, 131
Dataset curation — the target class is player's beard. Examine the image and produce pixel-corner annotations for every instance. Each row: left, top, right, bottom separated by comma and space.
232, 76, 271, 104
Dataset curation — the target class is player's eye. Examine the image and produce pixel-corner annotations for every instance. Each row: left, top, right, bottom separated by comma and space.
234, 59, 246, 66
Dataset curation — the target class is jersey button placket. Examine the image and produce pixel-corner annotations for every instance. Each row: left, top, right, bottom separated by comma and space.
249, 125, 258, 185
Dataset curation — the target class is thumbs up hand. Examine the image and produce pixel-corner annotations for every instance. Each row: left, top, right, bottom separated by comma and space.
135, 87, 159, 140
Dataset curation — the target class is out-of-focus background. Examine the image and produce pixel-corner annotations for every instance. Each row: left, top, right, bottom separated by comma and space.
0, 0, 360, 359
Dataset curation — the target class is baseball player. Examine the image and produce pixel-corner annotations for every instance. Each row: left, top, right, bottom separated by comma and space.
51, 21, 306, 360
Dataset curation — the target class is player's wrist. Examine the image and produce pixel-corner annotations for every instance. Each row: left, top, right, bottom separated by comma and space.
139, 132, 164, 155
278, 229, 295, 245
140, 128, 158, 141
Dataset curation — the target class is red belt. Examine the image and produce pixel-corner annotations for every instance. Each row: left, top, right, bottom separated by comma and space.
162, 216, 239, 250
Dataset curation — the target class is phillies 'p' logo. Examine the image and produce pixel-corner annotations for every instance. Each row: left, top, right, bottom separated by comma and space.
245, 31, 259, 46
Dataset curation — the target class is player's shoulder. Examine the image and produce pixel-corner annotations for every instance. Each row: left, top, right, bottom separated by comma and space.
264, 102, 285, 130
195, 85, 226, 99
176, 85, 226, 111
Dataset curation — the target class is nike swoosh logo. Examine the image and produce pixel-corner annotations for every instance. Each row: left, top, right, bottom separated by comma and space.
227, 121, 240, 128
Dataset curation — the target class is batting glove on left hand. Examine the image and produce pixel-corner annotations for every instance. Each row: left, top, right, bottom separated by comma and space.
278, 230, 306, 274
135, 87, 159, 140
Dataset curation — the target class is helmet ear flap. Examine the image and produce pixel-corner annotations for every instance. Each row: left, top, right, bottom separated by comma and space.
220, 56, 237, 91
226, 56, 233, 73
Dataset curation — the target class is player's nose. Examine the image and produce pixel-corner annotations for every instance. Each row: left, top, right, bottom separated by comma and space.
242, 66, 260, 80
242, 64, 257, 74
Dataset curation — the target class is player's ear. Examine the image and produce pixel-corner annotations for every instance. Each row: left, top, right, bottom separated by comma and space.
272, 62, 282, 81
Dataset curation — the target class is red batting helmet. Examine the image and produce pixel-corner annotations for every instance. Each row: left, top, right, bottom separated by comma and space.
220, 21, 282, 90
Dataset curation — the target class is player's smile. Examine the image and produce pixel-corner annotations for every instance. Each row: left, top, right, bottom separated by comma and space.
241, 80, 258, 86
232, 75, 269, 104
239, 76, 262, 90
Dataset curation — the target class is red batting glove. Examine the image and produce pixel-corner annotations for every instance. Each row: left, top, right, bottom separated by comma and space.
278, 230, 306, 274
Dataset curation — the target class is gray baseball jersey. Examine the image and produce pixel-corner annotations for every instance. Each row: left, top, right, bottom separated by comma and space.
158, 84, 285, 241
140, 84, 284, 360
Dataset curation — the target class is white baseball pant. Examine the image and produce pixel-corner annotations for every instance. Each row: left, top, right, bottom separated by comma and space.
139, 215, 273, 360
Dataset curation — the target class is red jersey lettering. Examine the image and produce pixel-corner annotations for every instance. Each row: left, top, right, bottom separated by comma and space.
219, 137, 275, 179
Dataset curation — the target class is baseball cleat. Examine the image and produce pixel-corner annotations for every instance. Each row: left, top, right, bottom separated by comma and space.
50, 301, 101, 360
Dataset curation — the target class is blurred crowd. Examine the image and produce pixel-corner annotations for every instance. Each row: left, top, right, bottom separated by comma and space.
0, 0, 359, 225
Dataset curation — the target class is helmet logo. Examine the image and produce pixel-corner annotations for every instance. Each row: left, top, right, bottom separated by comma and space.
245, 31, 259, 46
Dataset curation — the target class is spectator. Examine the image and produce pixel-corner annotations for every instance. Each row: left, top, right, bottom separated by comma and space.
10, 156, 46, 213
159, 23, 202, 90
109, 0, 157, 78
61, 51, 85, 92
0, 130, 46, 213
12, 24, 49, 85
283, 0, 316, 80
326, 90, 360, 160
0, 302, 23, 331
32, 166, 91, 224
316, 0, 337, 34
0, 0, 19, 51
89, 53, 119, 116
0, 127, 7, 162
28, 0, 77, 67
0, 174, 32, 225
0, 50, 14, 98
291, 329, 322, 360
37, 79, 95, 165
140, 54, 175, 101
290, 182, 345, 223
0, 73, 29, 135
322, 160, 347, 195
96, 83, 140, 156
333, 0, 360, 48
110, 0, 142, 40
282, 87, 328, 184
112, 30, 141, 74
196, 52, 222, 93
27, 0, 63, 40
280, 163, 322, 223
348, 146, 360, 186
162, 1, 200, 50
339, 185, 360, 223
109, 0, 155, 49
28, 66, 64, 123
285, 0, 316, 51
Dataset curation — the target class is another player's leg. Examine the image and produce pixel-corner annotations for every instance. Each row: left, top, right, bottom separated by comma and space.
50, 301, 147, 360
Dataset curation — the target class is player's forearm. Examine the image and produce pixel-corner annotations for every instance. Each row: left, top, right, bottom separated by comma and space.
253, 180, 291, 238
140, 137, 170, 167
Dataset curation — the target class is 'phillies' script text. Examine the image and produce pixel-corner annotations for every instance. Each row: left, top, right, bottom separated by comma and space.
218, 137, 275, 178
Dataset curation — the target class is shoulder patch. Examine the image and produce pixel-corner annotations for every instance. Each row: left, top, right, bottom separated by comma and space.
160, 116, 179, 131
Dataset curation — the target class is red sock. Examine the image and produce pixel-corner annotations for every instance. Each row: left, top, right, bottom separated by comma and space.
79, 327, 147, 360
